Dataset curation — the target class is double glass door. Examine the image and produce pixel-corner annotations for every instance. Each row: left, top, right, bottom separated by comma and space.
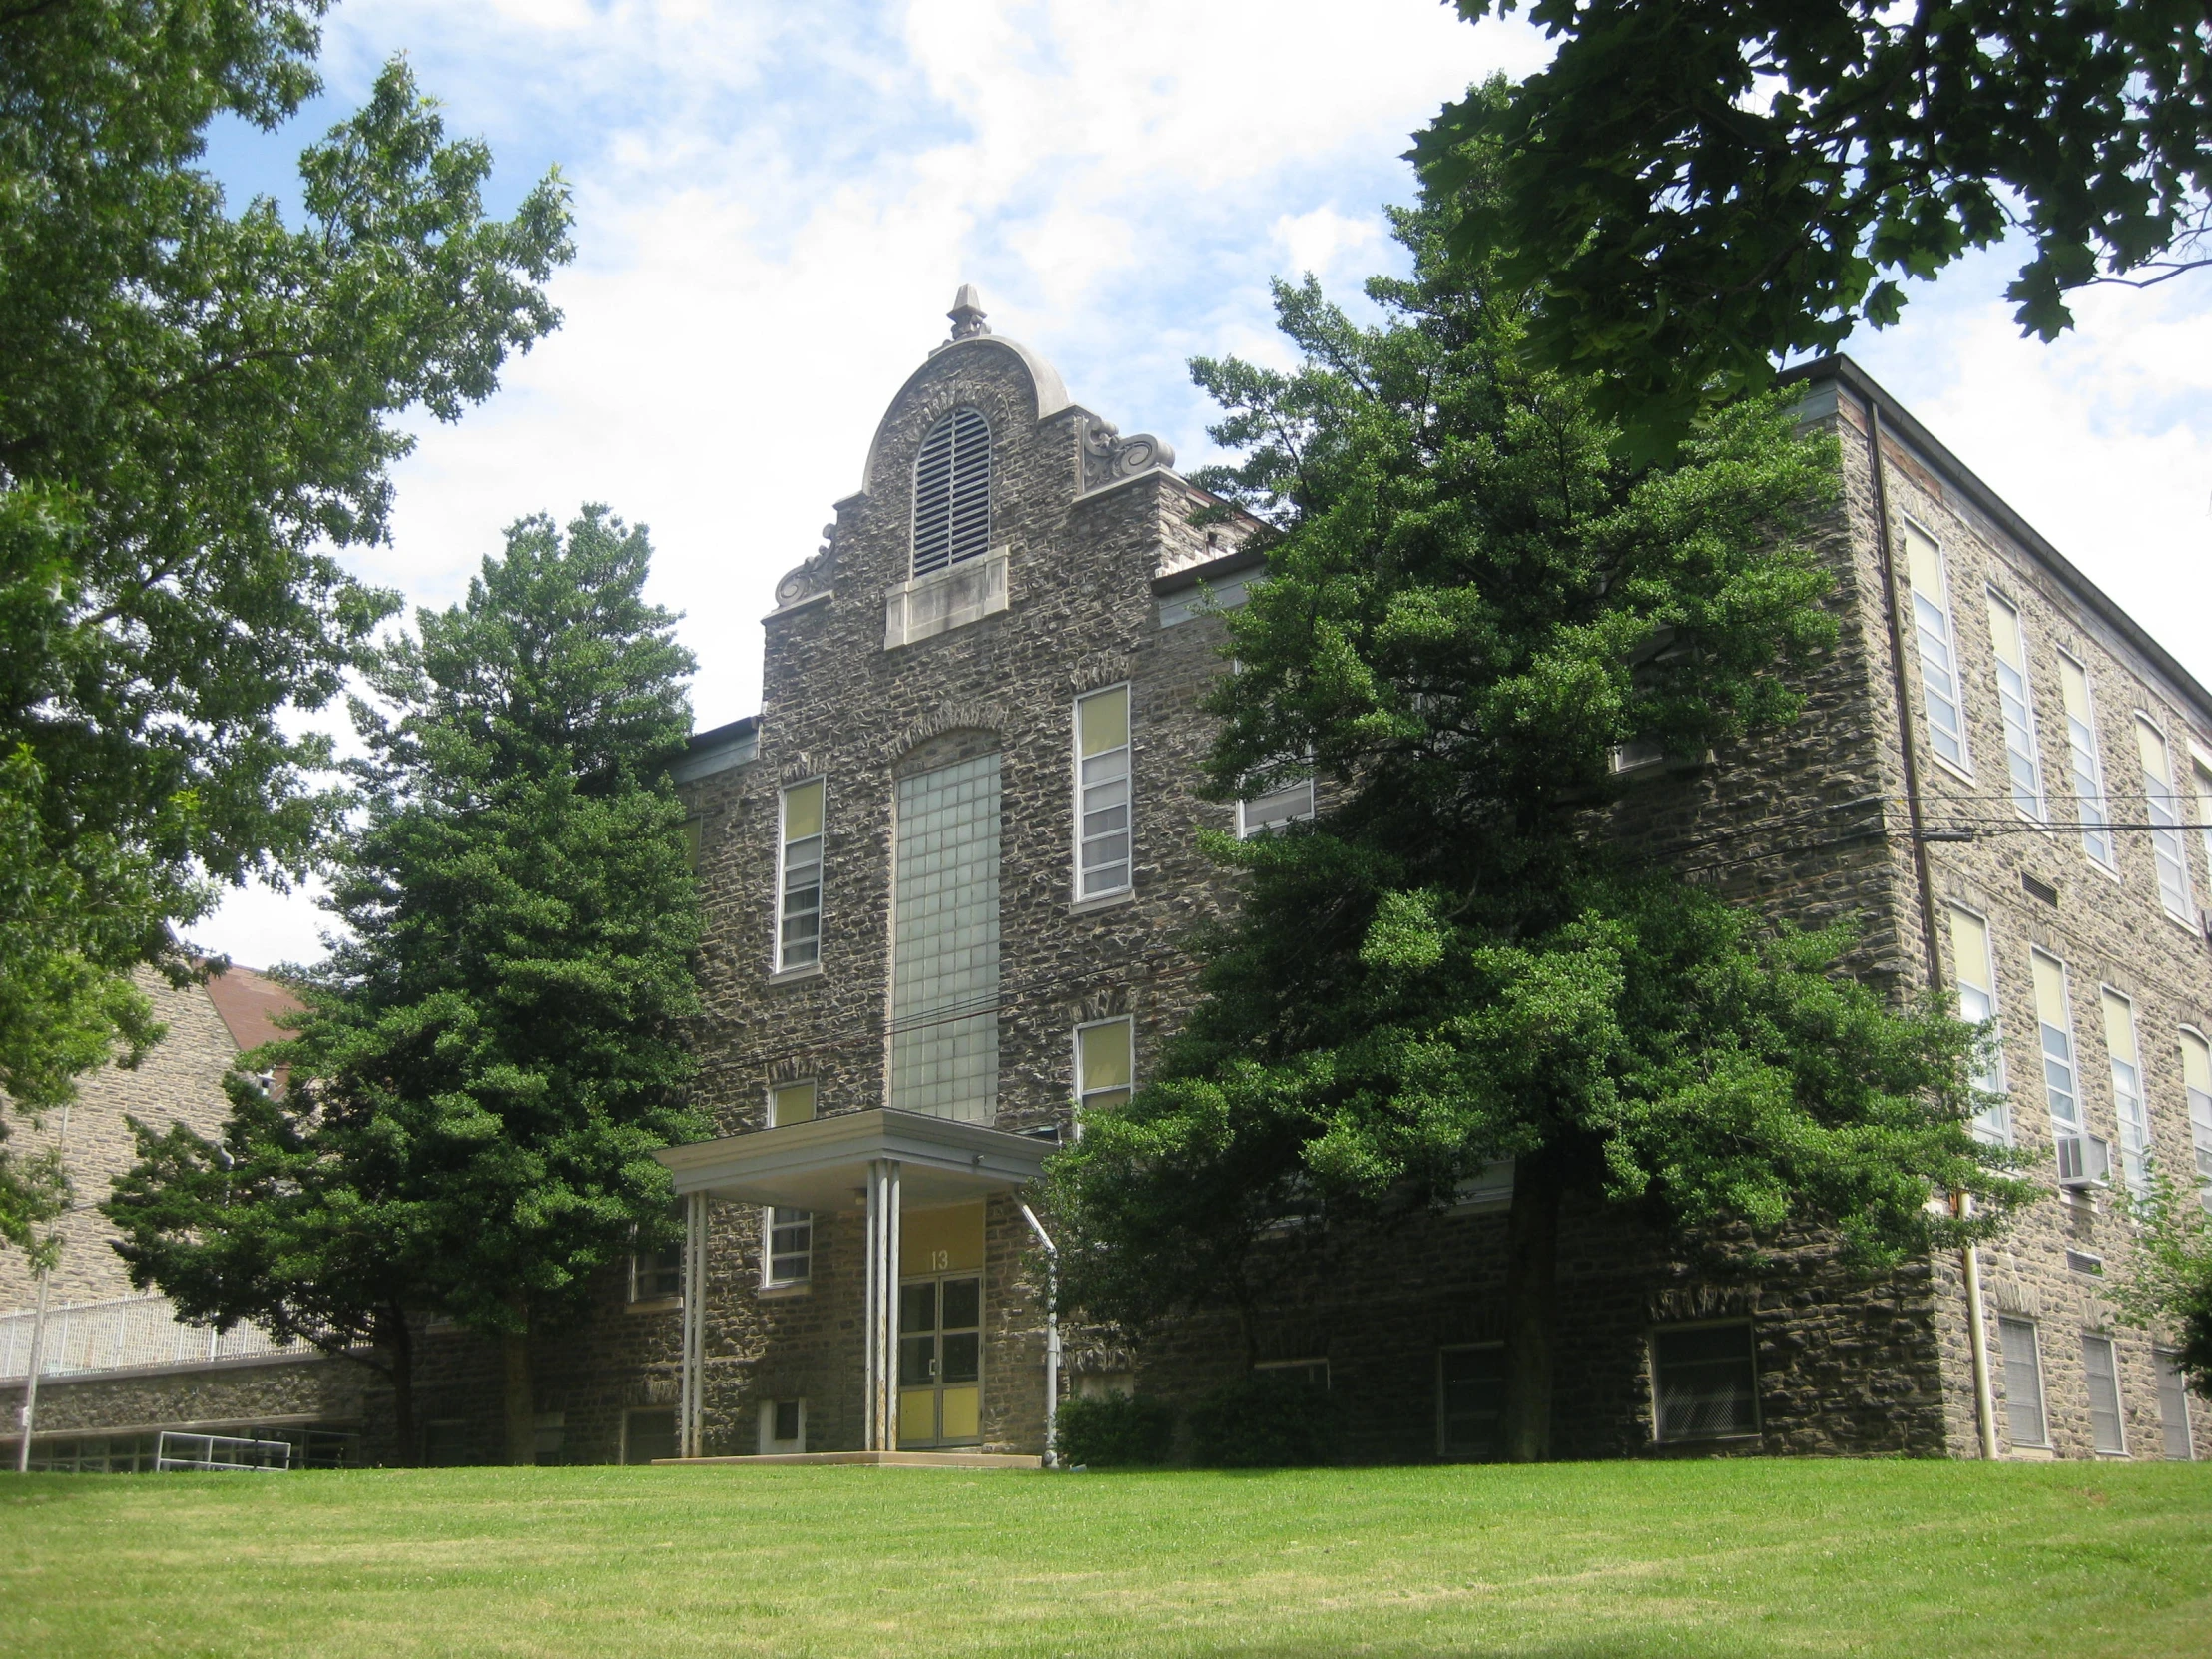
898, 1274, 981, 1446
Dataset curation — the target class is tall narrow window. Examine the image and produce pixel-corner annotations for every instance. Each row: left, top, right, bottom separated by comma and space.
2136, 719, 2196, 922
2181, 1029, 2212, 1211
1076, 1017, 1134, 1113
776, 780, 825, 972
1985, 593, 2045, 819
1947, 907, 2009, 1144
2058, 655, 2116, 869
1904, 523, 1969, 771
765, 1208, 812, 1286
2101, 991, 2151, 1198
2032, 951, 2085, 1184
1998, 1317, 2047, 1447
911, 407, 991, 578
2194, 756, 2212, 883
2082, 1335, 2127, 1454
1074, 686, 1132, 900
2155, 1349, 2194, 1459
890, 753, 1001, 1122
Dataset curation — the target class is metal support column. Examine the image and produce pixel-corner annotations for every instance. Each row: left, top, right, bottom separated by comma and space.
679, 1189, 707, 1459
862, 1159, 902, 1450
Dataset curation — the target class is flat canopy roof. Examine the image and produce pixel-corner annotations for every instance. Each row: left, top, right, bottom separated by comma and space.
653, 1109, 1055, 1211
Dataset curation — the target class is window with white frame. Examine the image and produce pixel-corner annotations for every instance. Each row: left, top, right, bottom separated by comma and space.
2082, 1334, 2127, 1454
1947, 907, 2009, 1144
2100, 990, 2151, 1198
1651, 1322, 1758, 1441
2057, 654, 2117, 870
1238, 770, 1316, 838
776, 779, 825, 971
1075, 1016, 1133, 1114
1984, 592, 2046, 819
911, 407, 991, 579
2193, 754, 2212, 886
1074, 686, 1132, 900
2154, 1349, 2194, 1459
769, 1078, 817, 1127
1997, 1317, 2047, 1446
1904, 522, 1969, 771
765, 1207, 812, 1287
2031, 951, 2087, 1173
2181, 1028, 2212, 1211
629, 1202, 683, 1304
2136, 718, 2196, 922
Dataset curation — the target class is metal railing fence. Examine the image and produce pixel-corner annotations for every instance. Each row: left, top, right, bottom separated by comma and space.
0, 1294, 296, 1381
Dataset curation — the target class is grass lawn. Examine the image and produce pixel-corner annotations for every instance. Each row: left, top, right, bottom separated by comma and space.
3, 1460, 2209, 1657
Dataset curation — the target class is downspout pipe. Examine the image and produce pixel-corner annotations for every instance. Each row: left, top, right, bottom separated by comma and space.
1862, 390, 1998, 1462
1018, 1204, 1060, 1468
13, 1101, 68, 1475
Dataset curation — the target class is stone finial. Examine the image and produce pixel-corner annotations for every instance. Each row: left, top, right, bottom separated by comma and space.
947, 284, 991, 340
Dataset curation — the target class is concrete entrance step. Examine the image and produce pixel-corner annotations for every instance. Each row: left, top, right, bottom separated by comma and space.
653, 1450, 1043, 1469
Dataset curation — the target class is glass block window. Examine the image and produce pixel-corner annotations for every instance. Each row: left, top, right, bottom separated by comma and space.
890, 753, 1001, 1121
1075, 686, 1132, 899
1076, 1017, 1134, 1113
2136, 719, 2196, 922
1948, 906, 2009, 1145
2031, 951, 2080, 1144
2182, 1029, 2212, 1211
766, 1207, 812, 1286
2100, 990, 2151, 1198
912, 407, 991, 578
2154, 1349, 2194, 1459
1904, 523, 1969, 771
1651, 1323, 1758, 1440
1998, 1317, 2047, 1446
769, 1079, 816, 1126
1984, 593, 2046, 819
1438, 1344, 1506, 1461
2082, 1335, 2126, 1454
776, 779, 825, 971
2057, 655, 2116, 869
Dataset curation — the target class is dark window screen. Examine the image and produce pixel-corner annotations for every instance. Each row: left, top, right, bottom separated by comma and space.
1653, 1324, 1757, 1440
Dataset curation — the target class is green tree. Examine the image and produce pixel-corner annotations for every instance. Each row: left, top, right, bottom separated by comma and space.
1046, 186, 2031, 1459
1415, 11, 2212, 447
2114, 1177, 2212, 1400
271, 506, 704, 1465
0, 0, 574, 1244
106, 1071, 437, 1460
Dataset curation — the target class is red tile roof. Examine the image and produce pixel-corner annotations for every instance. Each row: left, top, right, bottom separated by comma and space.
201, 965, 303, 1058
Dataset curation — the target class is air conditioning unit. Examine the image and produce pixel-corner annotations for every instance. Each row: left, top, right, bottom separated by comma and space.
2055, 1133, 2111, 1191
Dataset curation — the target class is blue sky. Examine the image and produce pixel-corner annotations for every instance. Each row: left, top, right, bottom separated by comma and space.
194, 0, 2212, 968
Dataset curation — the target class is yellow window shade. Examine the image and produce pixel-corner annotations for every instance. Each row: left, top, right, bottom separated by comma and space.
769, 1080, 816, 1126
782, 779, 824, 839
1986, 595, 2026, 671
2030, 952, 2070, 1030
1904, 524, 1945, 602
2059, 656, 2092, 723
1947, 908, 1993, 994
1079, 1019, 1133, 1094
2136, 719, 2172, 783
2182, 1030, 2212, 1094
902, 1200, 985, 1274
1078, 686, 1129, 759
2100, 991, 2138, 1063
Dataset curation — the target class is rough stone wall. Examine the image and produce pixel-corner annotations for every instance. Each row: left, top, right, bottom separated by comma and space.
0, 1353, 365, 1442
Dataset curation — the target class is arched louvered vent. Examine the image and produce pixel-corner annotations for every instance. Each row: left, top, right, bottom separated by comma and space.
911, 408, 991, 578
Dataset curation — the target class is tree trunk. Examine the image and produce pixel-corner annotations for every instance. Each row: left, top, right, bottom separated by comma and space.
385, 1306, 417, 1467
1501, 1158, 1562, 1463
502, 1322, 535, 1466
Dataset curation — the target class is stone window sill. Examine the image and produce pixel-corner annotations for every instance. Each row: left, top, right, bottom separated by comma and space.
625, 1297, 682, 1317
759, 1281, 812, 1300
768, 962, 824, 987
1929, 752, 1976, 789
1069, 888, 1134, 916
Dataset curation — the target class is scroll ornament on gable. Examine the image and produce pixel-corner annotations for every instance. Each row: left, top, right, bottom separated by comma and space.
1078, 413, 1175, 492
775, 522, 838, 608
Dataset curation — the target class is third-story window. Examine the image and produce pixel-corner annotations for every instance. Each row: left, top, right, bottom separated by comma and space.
1076, 1017, 1134, 1114
1947, 907, 2009, 1144
911, 407, 991, 578
1904, 522, 1969, 771
1238, 771, 1316, 838
1985, 592, 2046, 819
2101, 990, 2151, 1198
2181, 1029, 2212, 1211
1074, 686, 1132, 899
2194, 754, 2212, 884
776, 779, 825, 972
2031, 950, 2085, 1168
2058, 654, 2116, 870
2136, 718, 2196, 923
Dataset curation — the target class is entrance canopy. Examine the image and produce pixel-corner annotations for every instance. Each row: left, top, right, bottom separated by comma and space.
653, 1108, 1052, 1212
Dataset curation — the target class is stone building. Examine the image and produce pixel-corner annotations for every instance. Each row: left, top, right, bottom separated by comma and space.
9, 292, 2207, 1470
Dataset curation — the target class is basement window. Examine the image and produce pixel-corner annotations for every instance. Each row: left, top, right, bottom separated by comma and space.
1998, 1317, 2048, 1447
2083, 1335, 2127, 1455
1651, 1322, 1758, 1441
1438, 1344, 1506, 1461
623, 1409, 676, 1465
